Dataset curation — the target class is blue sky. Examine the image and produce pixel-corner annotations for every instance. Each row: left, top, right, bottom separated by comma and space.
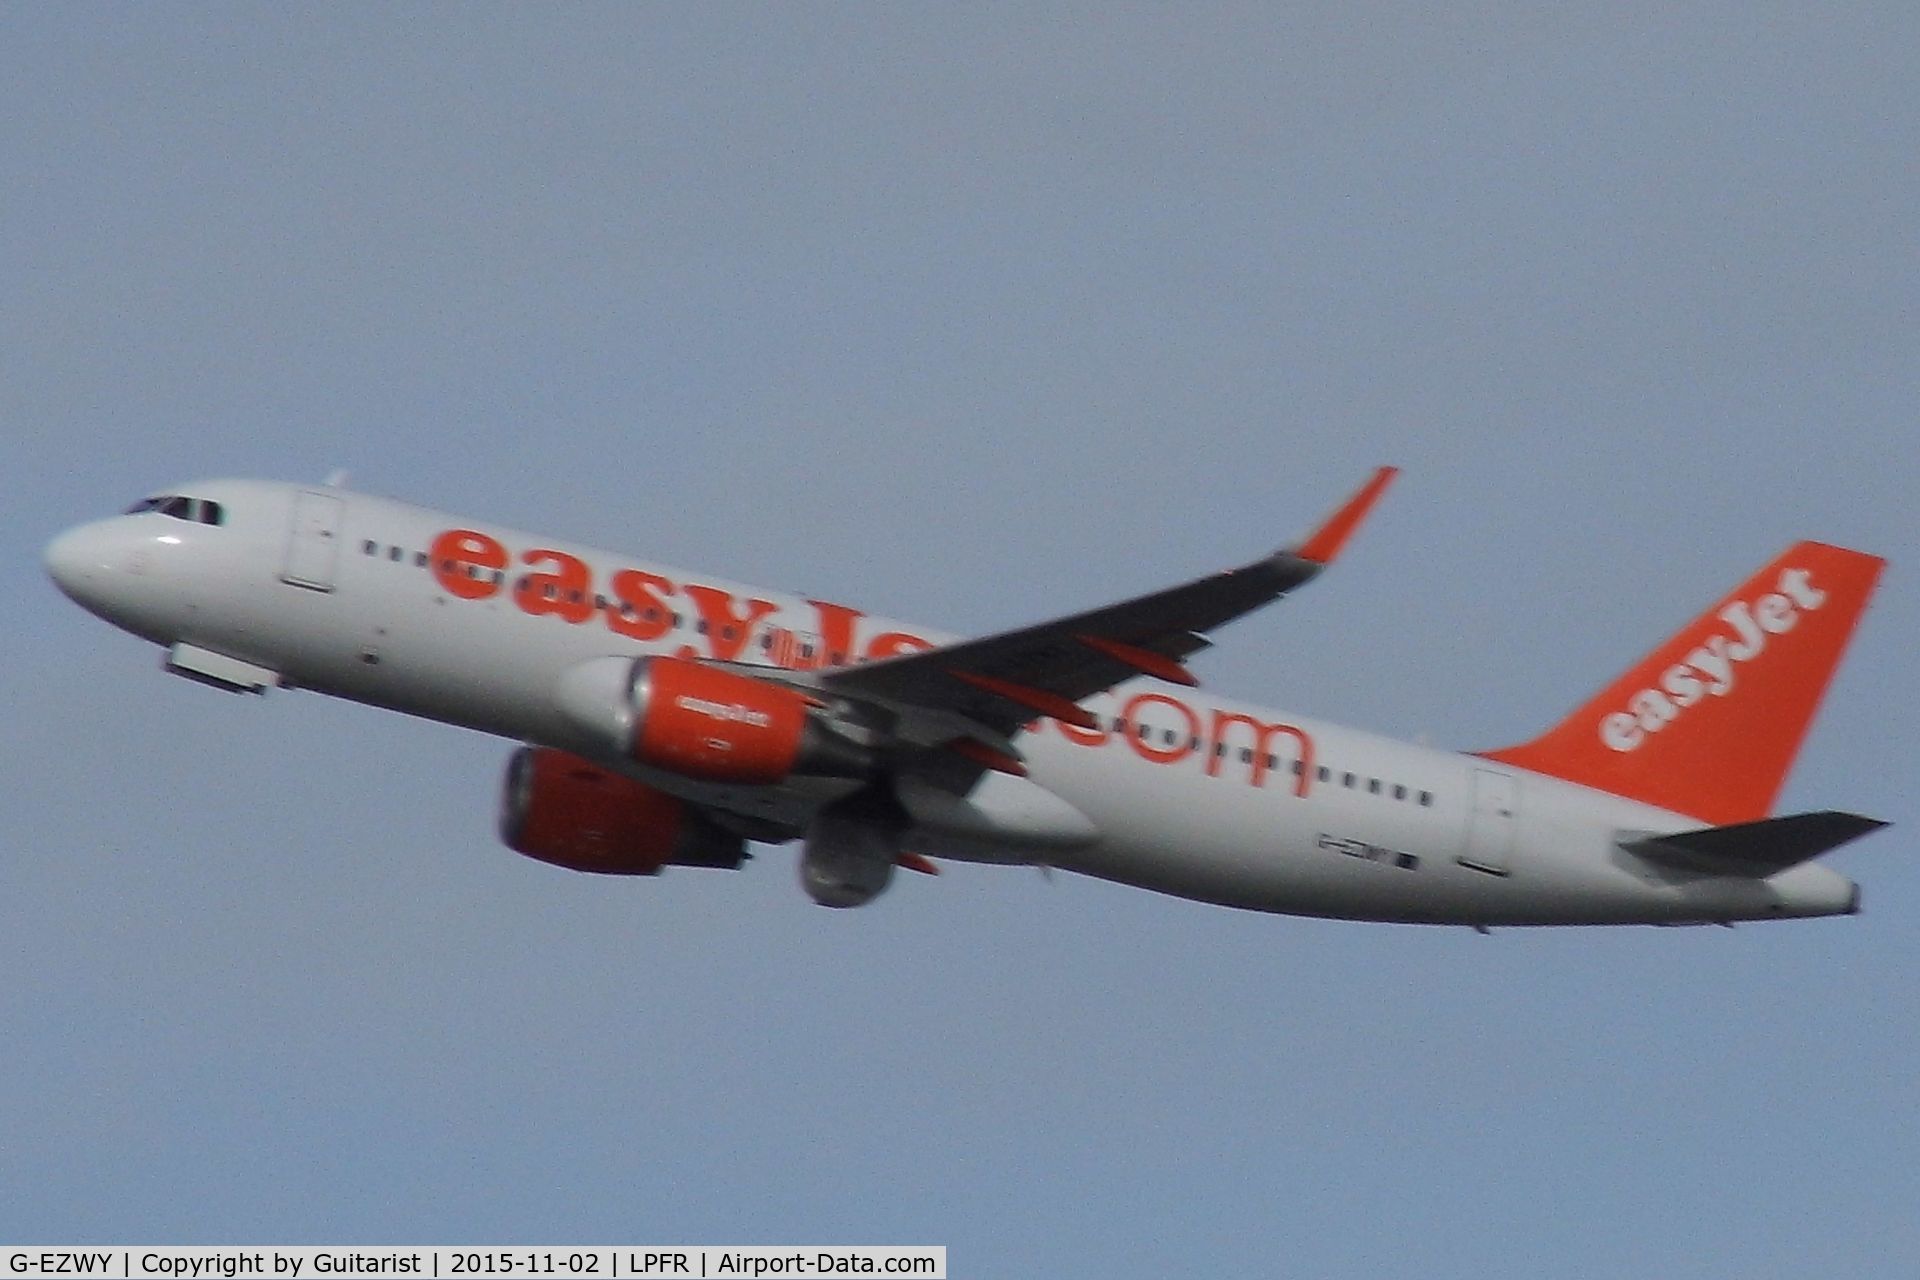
4, 7, 1915, 1275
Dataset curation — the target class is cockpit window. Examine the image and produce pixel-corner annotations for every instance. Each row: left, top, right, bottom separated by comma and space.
124, 494, 226, 526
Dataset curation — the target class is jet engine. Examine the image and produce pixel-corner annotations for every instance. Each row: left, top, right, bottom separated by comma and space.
799, 792, 906, 908
499, 746, 746, 874
554, 655, 874, 785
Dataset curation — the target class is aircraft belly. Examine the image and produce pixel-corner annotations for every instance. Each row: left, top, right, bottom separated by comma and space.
269, 612, 1816, 926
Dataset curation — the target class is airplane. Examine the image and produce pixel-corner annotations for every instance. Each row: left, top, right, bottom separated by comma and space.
44, 469, 1889, 927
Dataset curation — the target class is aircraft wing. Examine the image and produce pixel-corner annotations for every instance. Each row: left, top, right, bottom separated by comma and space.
821, 467, 1397, 744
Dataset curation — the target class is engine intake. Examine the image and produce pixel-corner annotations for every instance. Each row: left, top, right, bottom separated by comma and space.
499, 746, 746, 874
555, 655, 874, 785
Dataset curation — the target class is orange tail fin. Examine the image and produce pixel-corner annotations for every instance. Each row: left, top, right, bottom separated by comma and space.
1479, 541, 1884, 824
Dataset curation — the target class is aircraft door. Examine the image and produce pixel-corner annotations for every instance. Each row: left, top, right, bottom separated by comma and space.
1459, 768, 1519, 876
281, 490, 344, 591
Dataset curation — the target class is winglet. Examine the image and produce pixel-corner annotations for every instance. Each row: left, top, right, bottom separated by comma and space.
1294, 466, 1399, 565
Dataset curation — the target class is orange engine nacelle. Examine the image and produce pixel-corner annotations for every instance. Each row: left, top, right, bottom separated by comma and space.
631, 657, 817, 783
553, 655, 875, 786
498, 746, 746, 875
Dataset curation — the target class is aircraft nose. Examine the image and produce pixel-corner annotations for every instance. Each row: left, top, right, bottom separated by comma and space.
45, 522, 113, 607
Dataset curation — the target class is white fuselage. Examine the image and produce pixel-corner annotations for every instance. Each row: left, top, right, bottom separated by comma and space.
45, 479, 1859, 926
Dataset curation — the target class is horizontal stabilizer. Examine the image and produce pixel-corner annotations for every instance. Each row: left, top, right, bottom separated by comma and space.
1624, 811, 1887, 877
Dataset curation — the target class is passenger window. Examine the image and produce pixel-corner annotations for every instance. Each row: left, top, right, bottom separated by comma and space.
414, 551, 428, 568
1342, 772, 1355, 788
362, 540, 378, 555
1162, 729, 1177, 746
388, 546, 403, 561
1368, 779, 1381, 794
1393, 784, 1407, 800
1317, 766, 1330, 782
1240, 747, 1253, 763
1419, 791, 1434, 806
